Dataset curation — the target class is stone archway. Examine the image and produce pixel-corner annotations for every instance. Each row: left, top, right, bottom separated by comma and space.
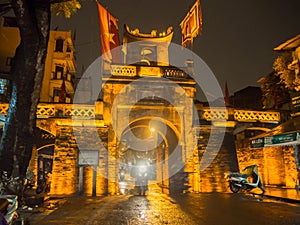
117, 117, 185, 194
27, 127, 56, 192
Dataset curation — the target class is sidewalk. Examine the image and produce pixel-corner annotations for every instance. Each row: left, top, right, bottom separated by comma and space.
250, 186, 300, 203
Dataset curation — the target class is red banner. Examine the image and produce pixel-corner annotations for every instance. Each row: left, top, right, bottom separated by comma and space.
59, 79, 66, 103
97, 1, 121, 63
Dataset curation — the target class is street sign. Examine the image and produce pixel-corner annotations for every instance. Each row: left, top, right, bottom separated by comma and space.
251, 132, 300, 148
78, 150, 99, 166
265, 133, 297, 146
250, 137, 264, 148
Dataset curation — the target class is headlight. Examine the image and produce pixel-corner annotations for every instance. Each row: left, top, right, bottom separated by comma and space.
139, 166, 147, 173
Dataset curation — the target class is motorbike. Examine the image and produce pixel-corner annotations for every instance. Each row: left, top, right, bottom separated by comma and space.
224, 165, 265, 194
119, 167, 126, 182
134, 165, 148, 196
0, 195, 19, 225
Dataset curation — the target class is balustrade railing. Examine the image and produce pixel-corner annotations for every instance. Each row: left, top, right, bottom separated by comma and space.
201, 108, 228, 120
0, 104, 9, 115
0, 103, 97, 118
109, 64, 188, 78
200, 107, 280, 123
234, 110, 280, 122
0, 103, 281, 123
64, 105, 95, 117
110, 65, 137, 76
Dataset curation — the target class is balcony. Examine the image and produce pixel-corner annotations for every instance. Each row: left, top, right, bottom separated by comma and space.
53, 51, 76, 73
108, 64, 188, 79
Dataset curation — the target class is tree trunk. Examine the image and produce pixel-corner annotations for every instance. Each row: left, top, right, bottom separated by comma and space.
0, 0, 50, 194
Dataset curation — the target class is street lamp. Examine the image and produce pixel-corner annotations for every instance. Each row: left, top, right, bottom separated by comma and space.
150, 127, 155, 133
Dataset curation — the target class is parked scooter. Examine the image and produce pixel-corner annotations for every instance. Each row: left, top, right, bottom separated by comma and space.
225, 165, 265, 195
0, 195, 19, 225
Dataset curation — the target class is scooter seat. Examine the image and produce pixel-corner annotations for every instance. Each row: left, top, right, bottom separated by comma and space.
230, 173, 249, 179
240, 174, 250, 179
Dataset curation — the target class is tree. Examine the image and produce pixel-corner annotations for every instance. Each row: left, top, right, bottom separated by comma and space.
260, 71, 290, 109
260, 52, 297, 110
273, 52, 295, 90
0, 0, 80, 195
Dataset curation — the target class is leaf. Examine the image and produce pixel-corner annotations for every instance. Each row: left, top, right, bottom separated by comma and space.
51, 0, 81, 18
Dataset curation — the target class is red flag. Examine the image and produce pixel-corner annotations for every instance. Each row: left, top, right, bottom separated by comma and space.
225, 81, 230, 106
180, 0, 203, 47
59, 79, 66, 103
97, 1, 121, 63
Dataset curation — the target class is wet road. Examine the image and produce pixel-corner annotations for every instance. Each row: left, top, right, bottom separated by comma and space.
29, 193, 300, 225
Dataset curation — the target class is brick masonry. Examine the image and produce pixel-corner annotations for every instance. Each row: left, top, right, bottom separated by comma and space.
235, 139, 299, 188
48, 125, 241, 195
206, 132, 238, 192
50, 125, 110, 196
36, 120, 300, 195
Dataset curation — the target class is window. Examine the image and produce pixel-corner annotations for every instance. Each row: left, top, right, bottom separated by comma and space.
53, 88, 60, 97
55, 39, 64, 52
67, 73, 72, 81
55, 66, 64, 79
66, 45, 72, 52
140, 47, 157, 66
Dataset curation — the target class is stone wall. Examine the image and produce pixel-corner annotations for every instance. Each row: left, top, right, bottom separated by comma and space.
51, 126, 78, 195
102, 79, 196, 194
282, 146, 298, 188
50, 125, 109, 196
263, 146, 285, 186
235, 139, 265, 183
192, 129, 239, 192
235, 138, 299, 188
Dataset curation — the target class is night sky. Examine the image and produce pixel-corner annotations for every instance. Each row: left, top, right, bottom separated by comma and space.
51, 0, 300, 95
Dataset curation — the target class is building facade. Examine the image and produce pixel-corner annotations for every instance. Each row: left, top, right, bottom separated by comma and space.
238, 34, 300, 189
0, 16, 76, 103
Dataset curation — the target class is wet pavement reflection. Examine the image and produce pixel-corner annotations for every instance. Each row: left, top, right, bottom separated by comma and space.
28, 192, 300, 225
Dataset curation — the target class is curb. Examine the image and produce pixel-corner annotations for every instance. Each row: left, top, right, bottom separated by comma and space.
249, 192, 300, 204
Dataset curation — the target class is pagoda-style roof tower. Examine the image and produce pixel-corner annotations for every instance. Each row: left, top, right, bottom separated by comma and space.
122, 24, 174, 66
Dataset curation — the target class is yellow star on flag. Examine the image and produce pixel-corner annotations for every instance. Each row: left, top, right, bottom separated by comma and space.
105, 32, 116, 45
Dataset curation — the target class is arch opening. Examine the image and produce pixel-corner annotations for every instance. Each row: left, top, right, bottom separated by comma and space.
117, 117, 183, 194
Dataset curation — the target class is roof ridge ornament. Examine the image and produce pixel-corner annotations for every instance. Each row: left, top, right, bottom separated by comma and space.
124, 24, 173, 39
